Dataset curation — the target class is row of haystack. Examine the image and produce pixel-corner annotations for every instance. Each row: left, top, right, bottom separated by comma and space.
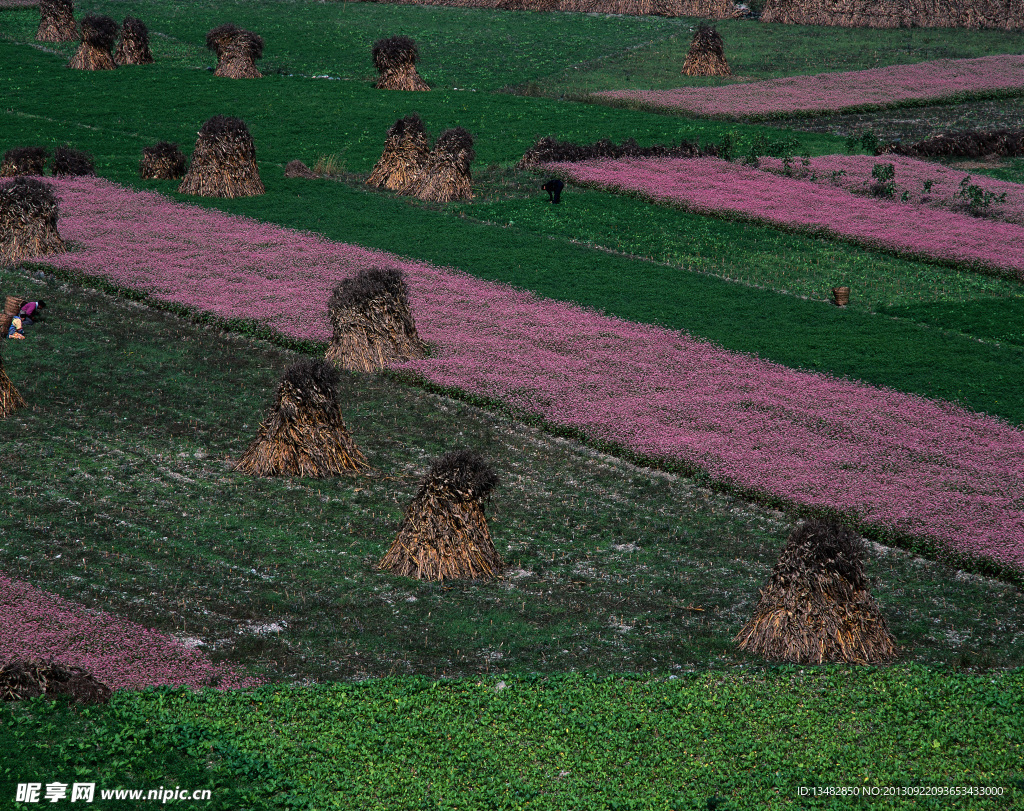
61, 13, 153, 70
366, 114, 475, 202
1, 145, 94, 178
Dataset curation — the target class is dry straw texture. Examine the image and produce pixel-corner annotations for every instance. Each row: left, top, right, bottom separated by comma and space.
367, 113, 430, 191
410, 127, 475, 202
0, 147, 47, 178
178, 116, 264, 198
735, 520, 897, 665
0, 352, 27, 418
0, 177, 66, 265
66, 14, 117, 71
880, 128, 1024, 158
326, 267, 427, 372
359, 0, 737, 18
0, 659, 112, 704
518, 135, 707, 169
36, 0, 76, 42
114, 16, 153, 65
372, 36, 429, 91
760, 0, 1024, 29
284, 160, 317, 178
235, 359, 369, 477
139, 141, 187, 180
682, 24, 731, 77
51, 145, 94, 176
378, 449, 503, 581
206, 23, 264, 78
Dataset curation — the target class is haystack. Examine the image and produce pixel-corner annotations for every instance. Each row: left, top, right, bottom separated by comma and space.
36, 0, 76, 42
378, 449, 503, 581
0, 147, 47, 178
366, 113, 430, 191
0, 659, 111, 704
234, 359, 369, 477
0, 350, 26, 418
51, 145, 94, 176
114, 16, 154, 65
67, 14, 117, 71
206, 23, 263, 79
372, 36, 429, 91
178, 116, 264, 198
0, 178, 67, 265
284, 160, 317, 178
409, 127, 474, 202
326, 268, 427, 372
139, 141, 187, 180
682, 24, 731, 76
735, 519, 897, 665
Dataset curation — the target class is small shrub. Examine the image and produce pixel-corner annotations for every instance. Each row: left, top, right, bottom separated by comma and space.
956, 175, 1006, 215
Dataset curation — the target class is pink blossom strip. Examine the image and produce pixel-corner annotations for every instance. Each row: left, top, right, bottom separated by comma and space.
594, 55, 1024, 118
37, 176, 1024, 573
0, 573, 261, 691
546, 156, 1024, 277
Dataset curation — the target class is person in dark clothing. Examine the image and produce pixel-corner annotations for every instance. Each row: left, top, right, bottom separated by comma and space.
18, 301, 45, 325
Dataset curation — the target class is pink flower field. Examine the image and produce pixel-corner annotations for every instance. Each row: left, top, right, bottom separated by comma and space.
36, 176, 1024, 575
594, 55, 1024, 118
546, 156, 1024, 277
0, 573, 261, 691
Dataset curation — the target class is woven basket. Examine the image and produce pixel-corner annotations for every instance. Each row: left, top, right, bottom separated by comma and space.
831, 286, 850, 307
1, 314, 12, 337
4, 296, 26, 316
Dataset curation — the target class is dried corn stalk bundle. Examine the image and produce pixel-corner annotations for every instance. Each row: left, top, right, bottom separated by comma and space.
735, 519, 897, 665
139, 141, 187, 180
372, 36, 429, 91
682, 24, 731, 76
326, 268, 427, 372
0, 659, 112, 704
206, 23, 264, 78
0, 351, 26, 418
284, 160, 317, 178
0, 147, 47, 178
178, 116, 264, 198
409, 127, 474, 202
0, 177, 67, 265
378, 449, 503, 581
114, 16, 154, 65
367, 113, 430, 192
67, 14, 117, 71
235, 359, 369, 477
36, 0, 76, 42
51, 145, 94, 176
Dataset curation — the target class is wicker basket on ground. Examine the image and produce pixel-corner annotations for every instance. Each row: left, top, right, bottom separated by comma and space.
51, 145, 94, 176
682, 24, 731, 76
67, 14, 117, 71
235, 359, 369, 477
139, 142, 187, 180
0, 178, 66, 265
378, 449, 503, 581
114, 16, 154, 65
0, 147, 47, 178
372, 36, 429, 91
0, 350, 26, 418
409, 127, 474, 203
326, 268, 427, 372
206, 23, 263, 79
178, 116, 264, 198
367, 113, 430, 192
735, 519, 897, 665
36, 0, 76, 42
0, 659, 112, 704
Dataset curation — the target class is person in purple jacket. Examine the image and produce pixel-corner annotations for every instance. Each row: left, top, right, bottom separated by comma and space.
18, 300, 45, 326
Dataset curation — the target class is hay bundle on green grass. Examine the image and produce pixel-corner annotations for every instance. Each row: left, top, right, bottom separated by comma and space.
372, 36, 429, 91
235, 359, 369, 477
378, 449, 503, 581
114, 16, 153, 65
326, 268, 427, 372
139, 141, 187, 180
284, 159, 317, 178
0, 659, 112, 704
178, 116, 264, 198
67, 14, 117, 71
735, 519, 897, 665
206, 23, 263, 78
0, 178, 66, 265
410, 127, 474, 202
0, 350, 26, 418
36, 0, 75, 42
682, 23, 731, 76
51, 145, 94, 176
1, 147, 47, 178
366, 113, 430, 191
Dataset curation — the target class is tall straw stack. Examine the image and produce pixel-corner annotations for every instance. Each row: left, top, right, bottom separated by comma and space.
0, 349, 26, 418
372, 36, 430, 91
114, 16, 154, 65
178, 116, 264, 198
735, 519, 898, 665
681, 24, 731, 76
235, 359, 369, 477
139, 142, 187, 180
0, 178, 67, 265
36, 0, 76, 42
378, 449, 503, 581
67, 14, 117, 71
410, 127, 475, 202
366, 113, 430, 192
206, 23, 264, 78
0, 659, 112, 704
326, 268, 428, 372
51, 145, 94, 176
0, 147, 47, 178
